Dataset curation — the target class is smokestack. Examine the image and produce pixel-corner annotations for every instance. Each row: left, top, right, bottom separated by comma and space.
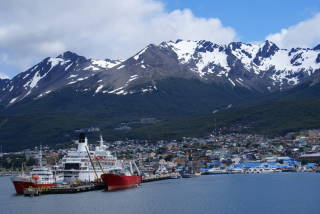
79, 133, 86, 143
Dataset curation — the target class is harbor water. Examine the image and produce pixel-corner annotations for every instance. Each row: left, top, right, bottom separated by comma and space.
1, 173, 320, 214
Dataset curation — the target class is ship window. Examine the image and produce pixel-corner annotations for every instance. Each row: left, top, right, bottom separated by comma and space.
64, 163, 80, 170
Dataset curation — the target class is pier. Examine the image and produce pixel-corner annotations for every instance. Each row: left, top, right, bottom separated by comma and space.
23, 173, 180, 196
142, 172, 179, 183
23, 182, 105, 196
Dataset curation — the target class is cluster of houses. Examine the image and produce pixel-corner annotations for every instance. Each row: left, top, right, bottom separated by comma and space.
104, 131, 320, 174
1, 129, 320, 175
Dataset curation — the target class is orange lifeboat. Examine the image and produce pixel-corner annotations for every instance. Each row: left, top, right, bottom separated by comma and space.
32, 174, 40, 180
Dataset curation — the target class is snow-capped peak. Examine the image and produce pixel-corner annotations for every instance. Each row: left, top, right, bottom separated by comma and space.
165, 40, 198, 63
0, 73, 10, 80
2, 40, 320, 106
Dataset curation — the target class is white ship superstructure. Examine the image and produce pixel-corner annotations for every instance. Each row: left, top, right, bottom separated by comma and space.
61, 134, 122, 182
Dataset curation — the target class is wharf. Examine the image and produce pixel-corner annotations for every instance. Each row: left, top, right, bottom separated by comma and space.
23, 173, 180, 196
23, 182, 105, 196
142, 172, 179, 183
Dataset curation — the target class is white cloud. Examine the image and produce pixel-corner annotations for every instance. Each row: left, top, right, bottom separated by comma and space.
0, 0, 237, 77
266, 13, 320, 49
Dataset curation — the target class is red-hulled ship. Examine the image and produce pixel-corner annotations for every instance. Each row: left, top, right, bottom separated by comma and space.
101, 161, 141, 191
11, 146, 63, 194
11, 173, 58, 194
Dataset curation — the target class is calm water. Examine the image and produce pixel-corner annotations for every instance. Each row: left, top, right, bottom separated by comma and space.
1, 173, 319, 214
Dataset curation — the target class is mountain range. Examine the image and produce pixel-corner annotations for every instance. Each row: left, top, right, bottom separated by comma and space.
1, 39, 320, 151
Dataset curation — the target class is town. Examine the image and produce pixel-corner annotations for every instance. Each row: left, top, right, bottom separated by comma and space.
1, 129, 320, 177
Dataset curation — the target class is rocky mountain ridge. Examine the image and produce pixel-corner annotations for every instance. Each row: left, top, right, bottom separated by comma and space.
1, 40, 320, 105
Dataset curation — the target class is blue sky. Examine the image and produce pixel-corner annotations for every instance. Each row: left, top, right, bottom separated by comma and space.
0, 0, 320, 78
162, 0, 320, 42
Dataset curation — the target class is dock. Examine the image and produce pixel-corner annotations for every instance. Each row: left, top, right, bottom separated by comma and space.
142, 172, 180, 183
23, 173, 181, 196
23, 182, 105, 196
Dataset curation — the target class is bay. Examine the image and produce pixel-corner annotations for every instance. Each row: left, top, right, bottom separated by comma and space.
1, 173, 319, 214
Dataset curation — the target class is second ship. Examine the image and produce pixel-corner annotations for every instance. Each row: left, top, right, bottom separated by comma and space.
11, 133, 142, 194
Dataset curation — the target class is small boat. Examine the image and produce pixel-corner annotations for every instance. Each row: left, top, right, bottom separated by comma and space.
246, 167, 274, 174
181, 172, 201, 178
205, 168, 228, 175
100, 161, 141, 191
281, 167, 297, 172
227, 167, 244, 174
170, 173, 182, 179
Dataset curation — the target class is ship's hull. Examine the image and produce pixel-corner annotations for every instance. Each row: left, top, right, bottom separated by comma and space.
11, 177, 56, 194
101, 173, 141, 191
12, 181, 56, 194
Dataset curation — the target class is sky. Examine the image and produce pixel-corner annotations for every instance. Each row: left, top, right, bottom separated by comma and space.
0, 0, 320, 78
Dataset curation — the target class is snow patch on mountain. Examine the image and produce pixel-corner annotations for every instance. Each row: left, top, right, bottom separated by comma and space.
117, 65, 125, 70
67, 74, 78, 79
23, 70, 48, 90
95, 85, 104, 93
127, 75, 139, 83
91, 59, 122, 69
230, 43, 260, 72
228, 78, 235, 86
36, 90, 52, 98
195, 48, 229, 77
134, 48, 147, 60
167, 40, 197, 63
65, 63, 73, 71
67, 76, 90, 85
9, 97, 18, 104
108, 86, 127, 95
83, 65, 100, 71
140, 85, 157, 93
48, 57, 66, 71
29, 71, 43, 88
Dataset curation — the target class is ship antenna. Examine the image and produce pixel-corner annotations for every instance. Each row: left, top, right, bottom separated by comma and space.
100, 135, 104, 147
39, 144, 43, 168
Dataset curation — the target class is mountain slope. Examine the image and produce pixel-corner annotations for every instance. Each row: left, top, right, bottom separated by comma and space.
0, 51, 122, 106
1, 40, 320, 106
79, 40, 320, 96
0, 40, 320, 151
0, 78, 262, 151
127, 80, 320, 139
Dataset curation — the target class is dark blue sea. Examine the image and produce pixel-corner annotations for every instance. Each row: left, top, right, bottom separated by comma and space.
1, 173, 319, 214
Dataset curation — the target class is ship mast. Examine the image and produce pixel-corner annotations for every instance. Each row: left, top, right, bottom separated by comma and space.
85, 145, 99, 180
95, 134, 106, 173
21, 162, 25, 176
